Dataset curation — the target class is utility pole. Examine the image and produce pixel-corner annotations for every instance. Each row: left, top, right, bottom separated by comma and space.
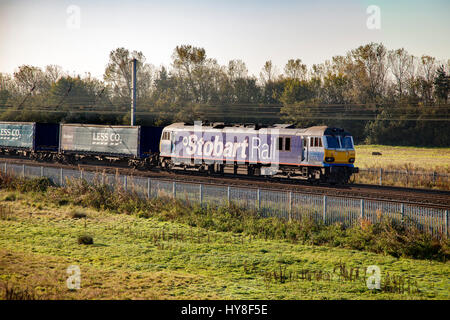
131, 58, 137, 126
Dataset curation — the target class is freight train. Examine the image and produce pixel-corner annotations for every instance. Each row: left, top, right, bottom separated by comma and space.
0, 121, 358, 184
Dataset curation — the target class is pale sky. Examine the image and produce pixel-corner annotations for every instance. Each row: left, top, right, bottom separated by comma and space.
0, 0, 449, 79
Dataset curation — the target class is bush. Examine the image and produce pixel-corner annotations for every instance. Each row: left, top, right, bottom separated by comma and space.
2, 193, 16, 202
78, 235, 93, 245
14, 177, 53, 193
0, 173, 53, 193
70, 211, 87, 219
1, 281, 39, 300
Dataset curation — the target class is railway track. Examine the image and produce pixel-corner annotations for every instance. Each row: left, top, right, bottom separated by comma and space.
1, 155, 449, 208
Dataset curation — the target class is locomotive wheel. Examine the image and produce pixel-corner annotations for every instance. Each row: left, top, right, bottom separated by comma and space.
162, 159, 173, 172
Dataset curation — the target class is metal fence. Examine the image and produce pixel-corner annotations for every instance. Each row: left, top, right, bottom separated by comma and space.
356, 168, 449, 189
1, 162, 448, 239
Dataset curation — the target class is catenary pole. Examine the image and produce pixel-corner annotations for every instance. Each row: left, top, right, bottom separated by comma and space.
131, 58, 137, 126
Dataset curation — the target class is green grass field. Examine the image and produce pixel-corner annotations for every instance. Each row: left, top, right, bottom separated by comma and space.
0, 189, 449, 300
355, 145, 450, 172
354, 145, 450, 189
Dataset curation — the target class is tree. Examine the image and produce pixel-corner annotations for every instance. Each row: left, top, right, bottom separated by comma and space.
280, 79, 315, 105
227, 60, 248, 81
284, 59, 307, 80
259, 60, 279, 85
13, 65, 48, 95
232, 77, 261, 103
49, 76, 96, 109
322, 73, 351, 104
434, 65, 449, 104
418, 55, 437, 104
388, 48, 413, 99
195, 58, 228, 103
0, 73, 13, 107
103, 48, 154, 103
349, 43, 388, 102
314, 56, 354, 104
153, 66, 173, 93
172, 45, 207, 103
45, 65, 65, 84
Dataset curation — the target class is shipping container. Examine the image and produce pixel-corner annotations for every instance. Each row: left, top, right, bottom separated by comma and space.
59, 124, 162, 158
0, 122, 59, 151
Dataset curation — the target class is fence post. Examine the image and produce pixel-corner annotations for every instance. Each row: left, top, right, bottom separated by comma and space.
288, 191, 292, 222
124, 175, 127, 190
173, 181, 176, 199
101, 172, 105, 185
60, 168, 63, 186
4, 162, 6, 175
199, 184, 203, 206
227, 186, 231, 204
257, 188, 261, 210
80, 169, 83, 180
445, 210, 449, 239
40, 166, 44, 178
147, 178, 151, 198
22, 164, 25, 178
379, 168, 382, 186
360, 199, 364, 221
323, 195, 327, 224
400, 203, 405, 224
406, 170, 409, 187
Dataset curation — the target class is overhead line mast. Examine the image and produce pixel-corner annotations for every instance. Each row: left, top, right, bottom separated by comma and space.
131, 58, 137, 126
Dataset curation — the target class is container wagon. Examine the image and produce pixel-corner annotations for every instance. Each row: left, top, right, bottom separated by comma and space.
58, 124, 163, 167
0, 121, 59, 160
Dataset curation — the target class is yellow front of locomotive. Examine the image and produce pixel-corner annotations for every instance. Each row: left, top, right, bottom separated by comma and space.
323, 135, 356, 166
324, 149, 355, 164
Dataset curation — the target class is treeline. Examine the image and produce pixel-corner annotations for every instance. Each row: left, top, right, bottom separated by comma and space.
0, 43, 448, 146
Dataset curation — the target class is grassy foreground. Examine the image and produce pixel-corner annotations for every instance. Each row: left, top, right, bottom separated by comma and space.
0, 184, 449, 300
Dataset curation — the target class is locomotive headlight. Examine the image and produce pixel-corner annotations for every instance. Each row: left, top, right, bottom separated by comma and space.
349, 158, 355, 163
325, 157, 335, 162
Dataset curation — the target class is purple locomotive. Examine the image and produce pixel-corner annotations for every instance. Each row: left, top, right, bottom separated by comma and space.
159, 122, 358, 183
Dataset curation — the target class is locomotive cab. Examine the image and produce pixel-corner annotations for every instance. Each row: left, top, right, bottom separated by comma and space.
160, 129, 174, 156
321, 127, 358, 183
323, 134, 355, 164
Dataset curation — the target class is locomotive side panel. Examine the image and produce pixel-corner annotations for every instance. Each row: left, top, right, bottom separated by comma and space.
161, 124, 308, 172
166, 128, 283, 165
277, 134, 303, 166
304, 136, 325, 166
